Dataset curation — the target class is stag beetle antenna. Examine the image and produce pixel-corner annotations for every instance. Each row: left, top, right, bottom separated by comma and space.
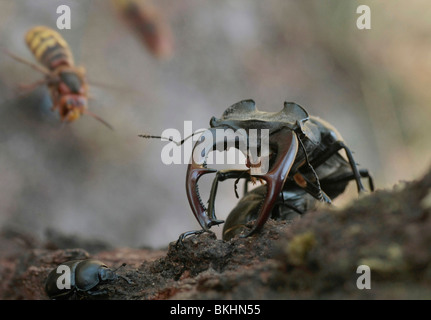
139, 130, 206, 146
296, 134, 326, 202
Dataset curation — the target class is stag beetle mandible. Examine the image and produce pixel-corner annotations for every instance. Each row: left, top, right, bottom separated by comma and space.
182, 99, 374, 241
45, 259, 131, 300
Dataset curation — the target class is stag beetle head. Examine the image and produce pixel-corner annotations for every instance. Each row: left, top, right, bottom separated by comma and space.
186, 99, 320, 237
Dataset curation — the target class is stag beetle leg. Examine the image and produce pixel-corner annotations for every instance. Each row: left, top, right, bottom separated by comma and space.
320, 169, 374, 192
294, 172, 332, 204
175, 229, 216, 247
336, 142, 366, 193
207, 170, 250, 222
358, 169, 374, 191
360, 169, 375, 191
301, 140, 366, 193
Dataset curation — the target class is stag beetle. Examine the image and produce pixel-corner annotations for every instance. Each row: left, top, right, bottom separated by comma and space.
182, 99, 374, 241
45, 259, 131, 300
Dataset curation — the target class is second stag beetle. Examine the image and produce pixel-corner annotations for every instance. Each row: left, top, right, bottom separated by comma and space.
183, 99, 374, 241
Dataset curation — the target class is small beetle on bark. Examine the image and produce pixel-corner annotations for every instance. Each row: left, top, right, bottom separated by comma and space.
45, 259, 131, 300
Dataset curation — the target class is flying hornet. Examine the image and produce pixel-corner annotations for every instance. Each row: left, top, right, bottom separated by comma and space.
7, 26, 113, 129
112, 0, 173, 59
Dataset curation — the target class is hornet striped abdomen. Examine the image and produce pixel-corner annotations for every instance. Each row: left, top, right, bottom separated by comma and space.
25, 26, 74, 70
7, 26, 112, 129
113, 0, 173, 59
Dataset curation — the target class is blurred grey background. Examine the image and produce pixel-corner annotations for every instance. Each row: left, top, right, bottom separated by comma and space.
0, 0, 430, 248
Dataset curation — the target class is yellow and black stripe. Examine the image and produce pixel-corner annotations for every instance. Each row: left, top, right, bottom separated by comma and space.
25, 26, 74, 70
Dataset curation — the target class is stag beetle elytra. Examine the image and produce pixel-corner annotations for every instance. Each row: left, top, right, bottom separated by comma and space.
181, 99, 374, 241
45, 259, 131, 300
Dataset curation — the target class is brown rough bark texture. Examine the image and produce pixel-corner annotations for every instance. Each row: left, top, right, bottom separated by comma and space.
1, 168, 431, 300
